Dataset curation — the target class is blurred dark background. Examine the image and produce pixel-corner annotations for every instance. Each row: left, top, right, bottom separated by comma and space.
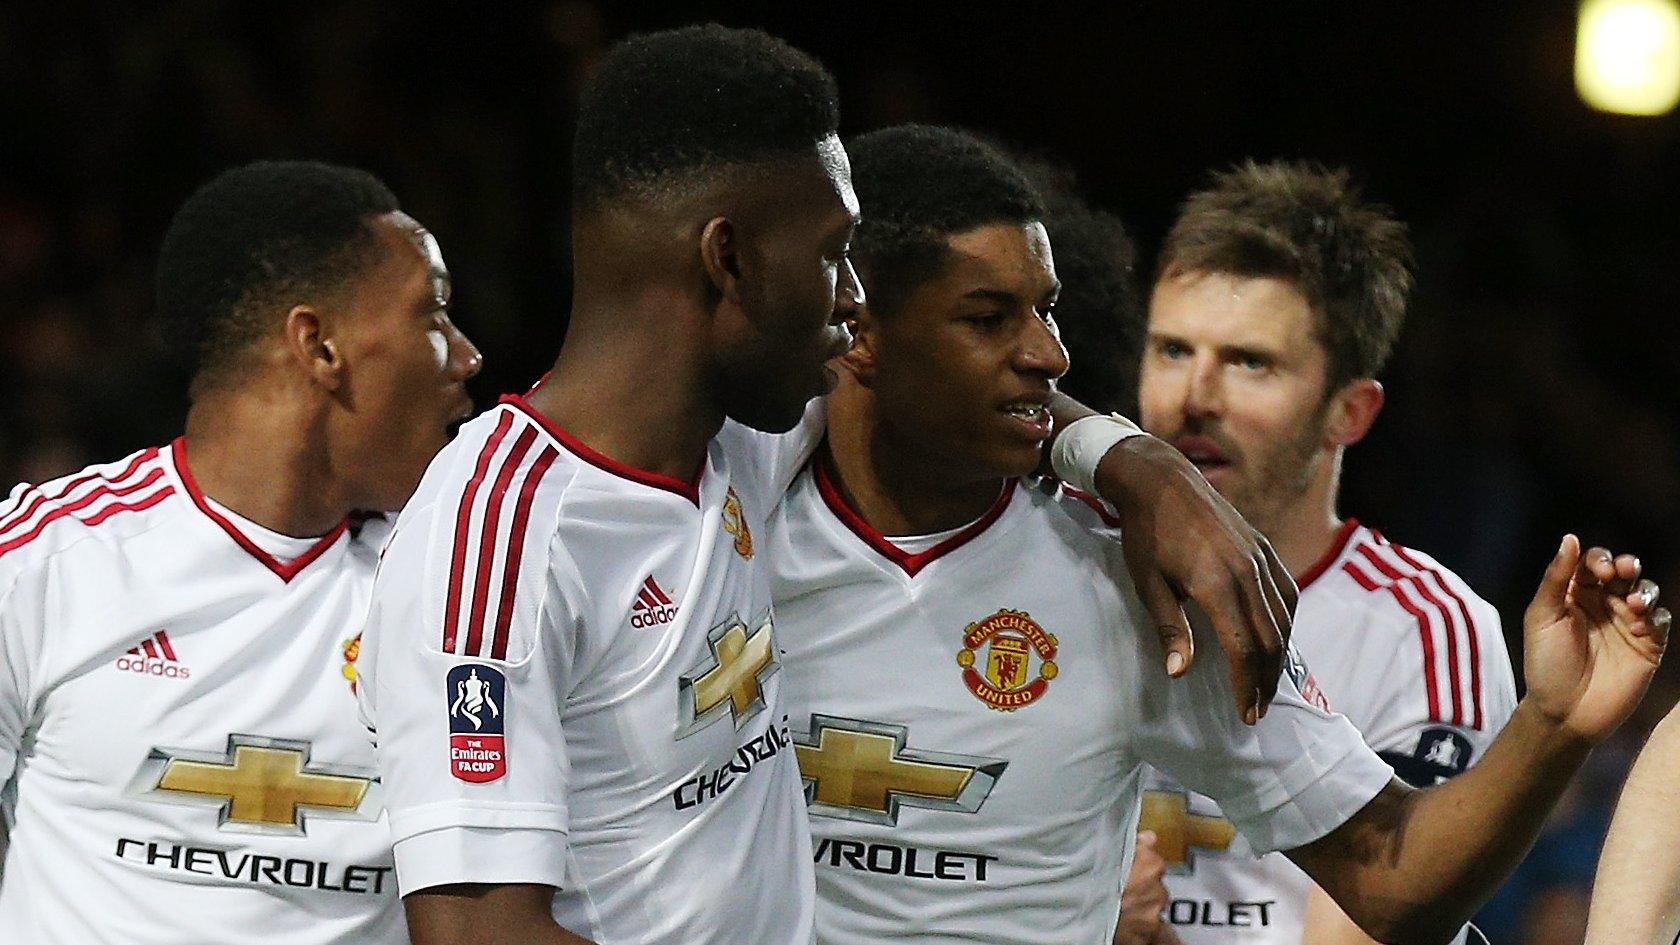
2, 3, 1675, 940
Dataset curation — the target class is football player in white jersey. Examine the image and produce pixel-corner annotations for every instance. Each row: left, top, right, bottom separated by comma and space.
768, 124, 1668, 945
0, 161, 483, 943
359, 27, 1308, 945
1126, 161, 1520, 944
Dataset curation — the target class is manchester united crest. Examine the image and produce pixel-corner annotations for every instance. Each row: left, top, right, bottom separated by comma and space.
956, 609, 1058, 711
342, 633, 361, 696
722, 486, 754, 559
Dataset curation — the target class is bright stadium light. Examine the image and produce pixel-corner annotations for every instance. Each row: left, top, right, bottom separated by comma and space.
1577, 0, 1680, 115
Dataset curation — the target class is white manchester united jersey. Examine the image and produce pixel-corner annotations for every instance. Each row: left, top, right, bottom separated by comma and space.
770, 465, 1397, 945
1143, 520, 1517, 944
0, 441, 400, 944
360, 394, 821, 945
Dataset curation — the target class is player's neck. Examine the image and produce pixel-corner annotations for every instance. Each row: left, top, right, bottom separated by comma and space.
1261, 453, 1349, 580
181, 396, 350, 538
824, 390, 1006, 537
528, 294, 720, 485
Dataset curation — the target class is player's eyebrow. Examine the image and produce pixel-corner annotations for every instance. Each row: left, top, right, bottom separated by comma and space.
962, 288, 1020, 304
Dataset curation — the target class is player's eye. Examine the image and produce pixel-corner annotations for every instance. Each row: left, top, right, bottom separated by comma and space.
1159, 340, 1190, 359
964, 313, 1008, 331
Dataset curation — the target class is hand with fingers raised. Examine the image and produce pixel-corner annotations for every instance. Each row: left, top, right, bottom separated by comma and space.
1521, 535, 1672, 746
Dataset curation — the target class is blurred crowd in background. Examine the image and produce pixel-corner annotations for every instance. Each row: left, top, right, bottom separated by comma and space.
3, 3, 1677, 942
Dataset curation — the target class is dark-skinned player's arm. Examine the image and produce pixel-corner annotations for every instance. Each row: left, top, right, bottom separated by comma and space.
406, 884, 596, 945
1047, 395, 1294, 725
1282, 537, 1670, 945
1582, 702, 1680, 945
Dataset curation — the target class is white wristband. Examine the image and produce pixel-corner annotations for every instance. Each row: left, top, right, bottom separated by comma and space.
1050, 414, 1146, 496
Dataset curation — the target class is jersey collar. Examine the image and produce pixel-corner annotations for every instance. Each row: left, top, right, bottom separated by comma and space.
812, 452, 1016, 578
501, 393, 705, 507
168, 438, 349, 583
1296, 517, 1362, 589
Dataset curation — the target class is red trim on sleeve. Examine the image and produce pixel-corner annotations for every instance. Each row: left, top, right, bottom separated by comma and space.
489, 444, 558, 661
812, 455, 1014, 578
170, 439, 348, 585
464, 427, 538, 657
444, 411, 516, 654
0, 448, 160, 537
501, 394, 703, 506
1385, 540, 1487, 730
1344, 556, 1444, 723
1296, 518, 1361, 589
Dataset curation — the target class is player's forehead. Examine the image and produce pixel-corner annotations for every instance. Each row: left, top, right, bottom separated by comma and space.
934, 221, 1059, 298
371, 211, 450, 299
1148, 269, 1315, 349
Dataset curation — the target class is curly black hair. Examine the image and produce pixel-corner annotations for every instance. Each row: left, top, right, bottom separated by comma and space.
573, 24, 841, 210
155, 160, 400, 387
848, 125, 1046, 320
1017, 157, 1143, 416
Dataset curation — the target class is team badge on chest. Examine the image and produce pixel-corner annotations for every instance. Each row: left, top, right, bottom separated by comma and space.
956, 609, 1058, 711
721, 486, 754, 559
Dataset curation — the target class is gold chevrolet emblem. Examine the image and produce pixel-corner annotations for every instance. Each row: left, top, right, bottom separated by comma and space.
676, 615, 779, 737
133, 734, 380, 836
794, 715, 1006, 826
1140, 789, 1236, 868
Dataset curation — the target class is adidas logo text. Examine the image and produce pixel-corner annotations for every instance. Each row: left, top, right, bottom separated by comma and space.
630, 575, 679, 629
115, 630, 191, 679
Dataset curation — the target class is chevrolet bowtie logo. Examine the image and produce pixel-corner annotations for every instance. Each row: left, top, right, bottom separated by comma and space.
794, 715, 1007, 826
1140, 789, 1236, 869
675, 615, 779, 738
133, 734, 380, 836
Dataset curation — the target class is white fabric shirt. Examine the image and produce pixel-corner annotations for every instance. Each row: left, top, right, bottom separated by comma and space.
1144, 520, 1518, 944
0, 440, 401, 945
360, 394, 823, 945
770, 467, 1397, 945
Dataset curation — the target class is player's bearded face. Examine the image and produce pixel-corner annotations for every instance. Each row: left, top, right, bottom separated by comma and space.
1138, 271, 1334, 534
715, 138, 861, 434
861, 221, 1067, 482
331, 214, 481, 510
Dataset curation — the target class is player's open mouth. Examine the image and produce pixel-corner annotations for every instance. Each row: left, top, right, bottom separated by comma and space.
1172, 435, 1233, 474
1001, 401, 1052, 438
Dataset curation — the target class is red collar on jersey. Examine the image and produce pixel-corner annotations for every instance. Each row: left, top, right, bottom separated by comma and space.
499, 393, 705, 506
812, 453, 1015, 578
169, 438, 350, 583
1296, 517, 1361, 590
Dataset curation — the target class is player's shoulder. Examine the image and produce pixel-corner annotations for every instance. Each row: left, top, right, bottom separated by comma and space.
1306, 521, 1497, 627
0, 444, 182, 593
1043, 481, 1125, 541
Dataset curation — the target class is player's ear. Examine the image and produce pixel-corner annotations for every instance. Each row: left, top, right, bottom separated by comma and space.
698, 215, 744, 307
284, 304, 347, 391
1325, 378, 1383, 446
837, 301, 880, 386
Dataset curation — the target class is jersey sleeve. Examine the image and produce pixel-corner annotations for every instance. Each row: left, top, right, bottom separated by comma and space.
361, 450, 584, 896
1358, 595, 1518, 788
0, 577, 33, 786
1131, 602, 1396, 855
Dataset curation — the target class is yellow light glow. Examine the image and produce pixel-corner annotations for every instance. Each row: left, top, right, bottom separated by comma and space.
1577, 0, 1680, 115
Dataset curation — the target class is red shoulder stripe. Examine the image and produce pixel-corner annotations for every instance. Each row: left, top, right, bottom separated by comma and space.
444, 411, 515, 654
0, 469, 172, 561
1386, 542, 1486, 730
464, 426, 538, 657
490, 444, 559, 661
1342, 556, 1444, 723
1364, 543, 1464, 726
1061, 486, 1124, 528
0, 448, 160, 537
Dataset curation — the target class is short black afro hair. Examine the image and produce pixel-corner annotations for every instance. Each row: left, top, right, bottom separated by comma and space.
1018, 158, 1143, 416
155, 160, 400, 387
848, 125, 1046, 319
573, 24, 840, 210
